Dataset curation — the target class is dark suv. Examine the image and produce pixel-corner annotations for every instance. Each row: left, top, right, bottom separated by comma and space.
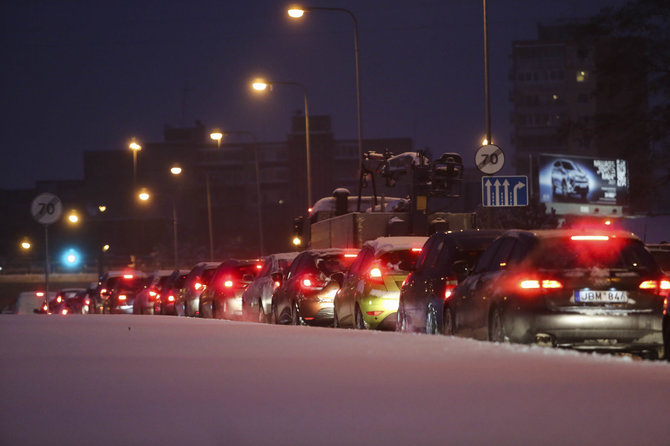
449, 229, 667, 358
398, 230, 503, 334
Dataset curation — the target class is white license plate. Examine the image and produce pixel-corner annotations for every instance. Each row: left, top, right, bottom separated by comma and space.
574, 290, 628, 303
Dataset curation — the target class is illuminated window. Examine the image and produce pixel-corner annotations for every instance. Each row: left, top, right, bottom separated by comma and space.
576, 70, 588, 82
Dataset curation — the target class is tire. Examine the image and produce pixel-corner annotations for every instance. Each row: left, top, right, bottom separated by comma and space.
489, 306, 505, 342
213, 300, 227, 320
425, 303, 438, 335
290, 300, 301, 325
257, 300, 267, 323
442, 304, 454, 335
354, 305, 367, 330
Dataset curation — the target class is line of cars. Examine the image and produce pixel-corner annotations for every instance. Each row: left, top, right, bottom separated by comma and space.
39, 229, 670, 360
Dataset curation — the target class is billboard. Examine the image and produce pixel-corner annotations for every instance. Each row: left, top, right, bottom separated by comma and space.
538, 154, 629, 210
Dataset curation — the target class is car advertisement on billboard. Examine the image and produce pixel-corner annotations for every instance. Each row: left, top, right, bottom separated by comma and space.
538, 154, 628, 206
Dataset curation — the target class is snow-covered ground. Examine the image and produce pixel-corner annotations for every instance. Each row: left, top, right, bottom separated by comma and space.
1, 315, 669, 446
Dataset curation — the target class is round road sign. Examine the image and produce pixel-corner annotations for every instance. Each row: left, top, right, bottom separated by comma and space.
475, 144, 505, 175
31, 193, 63, 225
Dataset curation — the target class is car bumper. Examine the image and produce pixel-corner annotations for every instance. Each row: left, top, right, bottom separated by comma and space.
503, 307, 663, 351
299, 299, 334, 325
359, 294, 400, 330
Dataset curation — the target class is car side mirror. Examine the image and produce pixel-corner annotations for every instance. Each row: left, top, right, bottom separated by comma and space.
330, 272, 344, 287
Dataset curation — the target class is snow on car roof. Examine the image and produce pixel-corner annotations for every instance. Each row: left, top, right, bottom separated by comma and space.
364, 236, 428, 256
504, 228, 640, 240
268, 252, 301, 261
309, 195, 407, 215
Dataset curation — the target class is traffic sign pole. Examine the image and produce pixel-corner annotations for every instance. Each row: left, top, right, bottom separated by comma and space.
31, 193, 63, 294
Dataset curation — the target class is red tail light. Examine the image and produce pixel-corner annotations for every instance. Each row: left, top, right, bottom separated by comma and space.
61, 309, 68, 315
83, 298, 91, 306
194, 281, 204, 291
519, 278, 563, 291
167, 294, 175, 302
411, 248, 422, 252
56, 296, 62, 303
224, 280, 234, 288
42, 304, 48, 312
443, 280, 458, 300
118, 294, 127, 301
301, 276, 325, 290
639, 279, 670, 298
369, 267, 384, 283
344, 253, 358, 258
36, 291, 45, 297
149, 290, 158, 299
123, 274, 134, 279
273, 281, 281, 290
366, 310, 384, 316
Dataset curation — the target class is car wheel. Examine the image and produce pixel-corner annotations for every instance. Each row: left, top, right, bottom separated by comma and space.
425, 303, 438, 335
290, 300, 300, 325
489, 306, 505, 342
257, 300, 266, 323
442, 304, 454, 335
354, 305, 367, 330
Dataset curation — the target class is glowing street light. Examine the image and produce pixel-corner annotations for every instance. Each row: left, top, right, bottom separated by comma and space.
170, 166, 183, 175
170, 165, 182, 268
20, 240, 31, 250
129, 138, 142, 185
287, 8, 305, 18
209, 130, 223, 148
67, 211, 80, 224
251, 78, 312, 210
102, 244, 110, 252
138, 190, 151, 202
98, 205, 107, 213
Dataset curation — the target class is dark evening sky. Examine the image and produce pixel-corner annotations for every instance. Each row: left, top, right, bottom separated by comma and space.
1, 0, 624, 190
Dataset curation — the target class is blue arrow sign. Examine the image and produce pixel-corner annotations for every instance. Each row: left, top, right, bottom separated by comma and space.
482, 175, 528, 207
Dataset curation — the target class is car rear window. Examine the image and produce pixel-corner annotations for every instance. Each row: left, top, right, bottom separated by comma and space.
533, 237, 658, 271
316, 254, 356, 276
378, 249, 422, 273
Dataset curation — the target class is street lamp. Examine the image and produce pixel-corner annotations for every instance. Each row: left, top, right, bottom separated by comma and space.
288, 6, 363, 202
210, 130, 223, 148
252, 79, 312, 210
129, 138, 142, 185
67, 210, 80, 225
170, 165, 181, 268
138, 190, 151, 202
20, 240, 31, 251
211, 130, 265, 257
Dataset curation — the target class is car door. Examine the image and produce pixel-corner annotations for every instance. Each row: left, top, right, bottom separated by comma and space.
336, 247, 370, 326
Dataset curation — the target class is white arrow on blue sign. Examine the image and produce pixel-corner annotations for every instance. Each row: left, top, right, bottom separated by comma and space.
482, 175, 528, 207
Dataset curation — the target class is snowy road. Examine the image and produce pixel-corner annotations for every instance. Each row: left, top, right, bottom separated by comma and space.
1, 314, 669, 445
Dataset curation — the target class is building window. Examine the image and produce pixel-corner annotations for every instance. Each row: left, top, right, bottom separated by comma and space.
576, 70, 589, 82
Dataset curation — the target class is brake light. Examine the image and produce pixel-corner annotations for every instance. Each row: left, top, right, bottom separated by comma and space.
83, 298, 91, 306
224, 280, 234, 288
444, 280, 458, 300
42, 304, 48, 312
256, 264, 263, 269
36, 291, 45, 297
344, 253, 358, 258
167, 295, 175, 302
273, 281, 281, 290
411, 248, 422, 252
519, 279, 563, 290
149, 290, 157, 297
61, 309, 68, 315
639, 279, 670, 298
123, 274, 134, 279
570, 235, 609, 241
366, 311, 384, 316
56, 296, 62, 303
194, 282, 204, 291
100, 288, 107, 295
118, 294, 127, 301
369, 267, 383, 278
301, 276, 325, 290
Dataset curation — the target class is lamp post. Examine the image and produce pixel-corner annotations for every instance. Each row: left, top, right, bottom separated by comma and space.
129, 139, 142, 186
288, 7, 363, 195
170, 165, 182, 269
252, 79, 312, 210
211, 130, 265, 257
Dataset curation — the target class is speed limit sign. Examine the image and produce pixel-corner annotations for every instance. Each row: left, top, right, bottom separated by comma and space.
475, 144, 505, 175
31, 193, 63, 225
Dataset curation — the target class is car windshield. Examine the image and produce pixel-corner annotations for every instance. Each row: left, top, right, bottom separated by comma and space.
532, 237, 657, 271
378, 249, 421, 273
